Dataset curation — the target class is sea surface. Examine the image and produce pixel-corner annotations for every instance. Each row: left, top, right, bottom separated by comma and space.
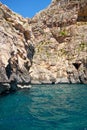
0, 84, 87, 130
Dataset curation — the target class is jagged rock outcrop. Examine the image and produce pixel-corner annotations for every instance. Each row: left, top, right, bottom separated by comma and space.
0, 0, 87, 94
0, 3, 34, 94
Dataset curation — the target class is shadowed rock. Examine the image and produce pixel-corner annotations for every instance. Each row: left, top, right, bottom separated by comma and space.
73, 62, 81, 70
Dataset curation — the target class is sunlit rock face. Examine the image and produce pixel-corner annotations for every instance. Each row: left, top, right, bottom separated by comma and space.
0, 3, 35, 94
0, 0, 87, 94
29, 0, 87, 84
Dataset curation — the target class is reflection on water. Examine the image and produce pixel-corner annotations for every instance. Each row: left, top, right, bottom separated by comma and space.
0, 84, 87, 130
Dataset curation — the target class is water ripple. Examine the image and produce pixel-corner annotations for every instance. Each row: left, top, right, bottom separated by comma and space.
0, 84, 87, 130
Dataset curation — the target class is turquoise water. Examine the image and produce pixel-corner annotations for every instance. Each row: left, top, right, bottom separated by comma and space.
0, 84, 87, 130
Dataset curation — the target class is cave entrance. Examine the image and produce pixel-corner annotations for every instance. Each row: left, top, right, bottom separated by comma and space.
72, 62, 81, 70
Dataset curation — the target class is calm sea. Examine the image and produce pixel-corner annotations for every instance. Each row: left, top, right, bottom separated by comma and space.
0, 84, 87, 130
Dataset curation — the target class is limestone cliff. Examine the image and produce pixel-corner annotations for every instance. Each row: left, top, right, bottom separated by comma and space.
29, 0, 87, 84
0, 3, 34, 94
0, 0, 87, 94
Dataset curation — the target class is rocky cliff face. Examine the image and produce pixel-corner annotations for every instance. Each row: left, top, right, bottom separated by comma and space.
0, 0, 87, 94
29, 0, 87, 84
0, 3, 34, 94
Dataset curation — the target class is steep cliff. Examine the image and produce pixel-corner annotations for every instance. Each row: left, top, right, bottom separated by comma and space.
0, 0, 87, 94
0, 3, 34, 94
29, 0, 87, 84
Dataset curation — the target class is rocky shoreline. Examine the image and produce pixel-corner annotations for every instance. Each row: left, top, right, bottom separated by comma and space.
0, 0, 87, 95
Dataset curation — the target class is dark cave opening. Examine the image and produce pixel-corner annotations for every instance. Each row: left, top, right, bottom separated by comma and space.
72, 63, 81, 70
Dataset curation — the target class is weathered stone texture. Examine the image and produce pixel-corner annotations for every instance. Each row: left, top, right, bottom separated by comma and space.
29, 0, 87, 84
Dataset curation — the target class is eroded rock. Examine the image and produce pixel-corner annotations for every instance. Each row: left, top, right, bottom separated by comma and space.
0, 3, 34, 94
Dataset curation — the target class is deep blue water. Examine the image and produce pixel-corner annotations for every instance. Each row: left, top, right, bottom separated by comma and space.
0, 84, 87, 130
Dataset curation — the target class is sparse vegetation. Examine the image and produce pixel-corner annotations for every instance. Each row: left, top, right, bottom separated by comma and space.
59, 28, 68, 37
79, 42, 87, 51
59, 48, 68, 56
36, 40, 51, 53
